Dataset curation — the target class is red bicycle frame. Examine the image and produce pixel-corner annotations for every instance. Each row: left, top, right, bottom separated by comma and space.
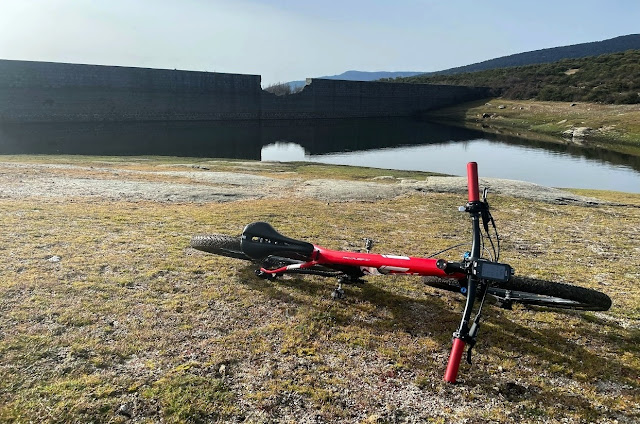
259, 248, 464, 279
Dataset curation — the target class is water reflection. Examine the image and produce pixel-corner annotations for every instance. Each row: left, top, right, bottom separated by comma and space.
0, 118, 502, 158
1, 118, 639, 192
0, 121, 263, 158
289, 139, 640, 193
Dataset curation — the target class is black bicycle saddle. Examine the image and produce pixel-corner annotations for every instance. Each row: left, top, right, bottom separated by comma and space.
241, 222, 314, 261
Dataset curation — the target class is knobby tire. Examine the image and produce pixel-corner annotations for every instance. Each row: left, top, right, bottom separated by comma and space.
491, 276, 611, 311
190, 234, 251, 261
424, 276, 611, 311
190, 234, 341, 277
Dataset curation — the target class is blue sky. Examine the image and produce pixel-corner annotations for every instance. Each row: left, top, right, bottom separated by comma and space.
1, 0, 638, 85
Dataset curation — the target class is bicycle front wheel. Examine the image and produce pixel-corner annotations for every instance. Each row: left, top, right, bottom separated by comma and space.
423, 275, 612, 311
190, 234, 251, 261
488, 276, 612, 311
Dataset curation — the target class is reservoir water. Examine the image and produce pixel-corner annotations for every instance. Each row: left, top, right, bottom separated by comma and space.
262, 138, 640, 193
1, 118, 638, 193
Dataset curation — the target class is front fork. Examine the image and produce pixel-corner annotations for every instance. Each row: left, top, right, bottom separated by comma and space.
444, 274, 488, 382
444, 208, 488, 383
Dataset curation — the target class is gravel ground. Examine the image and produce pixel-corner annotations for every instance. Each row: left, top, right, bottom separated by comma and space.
0, 161, 608, 205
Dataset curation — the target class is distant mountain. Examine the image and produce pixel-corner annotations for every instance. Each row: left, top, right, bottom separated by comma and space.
429, 34, 640, 76
322, 70, 425, 81
282, 34, 640, 89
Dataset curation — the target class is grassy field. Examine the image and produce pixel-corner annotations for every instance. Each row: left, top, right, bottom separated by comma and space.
0, 156, 639, 423
426, 99, 640, 157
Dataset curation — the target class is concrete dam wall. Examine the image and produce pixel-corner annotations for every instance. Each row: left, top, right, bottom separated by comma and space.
0, 60, 489, 123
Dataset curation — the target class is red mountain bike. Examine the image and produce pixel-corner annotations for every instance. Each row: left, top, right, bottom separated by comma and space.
191, 162, 611, 383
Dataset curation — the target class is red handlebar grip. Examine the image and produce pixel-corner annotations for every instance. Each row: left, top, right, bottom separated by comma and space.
467, 162, 479, 202
444, 337, 465, 383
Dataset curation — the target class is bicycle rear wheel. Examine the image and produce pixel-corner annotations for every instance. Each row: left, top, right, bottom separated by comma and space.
423, 276, 611, 311
190, 235, 339, 277
190, 234, 251, 261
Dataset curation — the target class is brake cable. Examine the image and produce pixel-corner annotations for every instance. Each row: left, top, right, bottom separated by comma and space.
480, 188, 500, 262
465, 280, 490, 364
426, 243, 467, 259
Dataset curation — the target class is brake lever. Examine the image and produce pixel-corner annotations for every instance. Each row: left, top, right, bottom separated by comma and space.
466, 321, 480, 364
466, 343, 475, 365
481, 187, 490, 233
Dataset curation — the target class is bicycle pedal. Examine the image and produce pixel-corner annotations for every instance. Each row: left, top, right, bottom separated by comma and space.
255, 269, 278, 281
497, 300, 513, 310
364, 238, 374, 253
331, 286, 345, 300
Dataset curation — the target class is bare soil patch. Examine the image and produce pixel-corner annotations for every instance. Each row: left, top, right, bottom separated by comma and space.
0, 160, 610, 205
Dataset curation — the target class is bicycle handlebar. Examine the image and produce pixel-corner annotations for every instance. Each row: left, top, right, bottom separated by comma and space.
467, 162, 480, 203
444, 161, 483, 384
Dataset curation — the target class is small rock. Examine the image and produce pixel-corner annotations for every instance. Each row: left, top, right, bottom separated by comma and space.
400, 179, 419, 185
47, 255, 61, 263
562, 127, 592, 139
117, 403, 132, 418
372, 176, 395, 180
572, 127, 592, 138
570, 103, 577, 106
557, 119, 567, 124
219, 364, 226, 376
482, 113, 491, 118
498, 105, 506, 109
499, 381, 527, 401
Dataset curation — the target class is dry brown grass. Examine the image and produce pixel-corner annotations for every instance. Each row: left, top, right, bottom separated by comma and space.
0, 157, 638, 423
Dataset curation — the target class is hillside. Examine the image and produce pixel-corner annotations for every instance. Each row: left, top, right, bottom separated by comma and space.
396, 50, 640, 104
429, 33, 640, 76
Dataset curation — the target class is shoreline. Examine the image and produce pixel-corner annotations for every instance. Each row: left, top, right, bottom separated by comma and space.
0, 155, 638, 204
424, 99, 640, 157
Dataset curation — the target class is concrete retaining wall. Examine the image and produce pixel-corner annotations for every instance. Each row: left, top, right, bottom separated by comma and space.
0, 60, 488, 123
261, 78, 487, 119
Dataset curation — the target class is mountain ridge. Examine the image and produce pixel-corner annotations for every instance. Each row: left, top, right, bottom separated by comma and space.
283, 34, 640, 87
428, 34, 640, 76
